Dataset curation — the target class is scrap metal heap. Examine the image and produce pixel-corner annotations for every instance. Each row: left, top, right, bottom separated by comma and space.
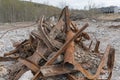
0, 6, 115, 80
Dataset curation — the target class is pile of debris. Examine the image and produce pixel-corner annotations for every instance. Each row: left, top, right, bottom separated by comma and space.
0, 6, 115, 80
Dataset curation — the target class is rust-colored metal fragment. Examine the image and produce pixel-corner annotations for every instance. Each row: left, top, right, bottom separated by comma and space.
89, 40, 93, 49
107, 48, 115, 80
81, 32, 90, 40
38, 16, 56, 51
70, 21, 78, 32
94, 40, 100, 53
67, 74, 77, 80
31, 30, 63, 49
40, 65, 76, 77
18, 58, 39, 73
32, 70, 41, 80
48, 18, 64, 39
74, 45, 111, 79
13, 42, 44, 80
13, 67, 28, 80
4, 49, 17, 56
0, 56, 18, 61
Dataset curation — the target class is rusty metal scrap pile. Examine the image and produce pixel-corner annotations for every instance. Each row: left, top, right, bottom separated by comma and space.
0, 6, 115, 80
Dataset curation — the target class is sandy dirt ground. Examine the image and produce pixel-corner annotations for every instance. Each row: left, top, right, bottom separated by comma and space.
0, 20, 120, 80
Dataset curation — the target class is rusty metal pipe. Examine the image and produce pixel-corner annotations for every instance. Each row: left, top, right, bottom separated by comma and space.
64, 30, 75, 70
94, 40, 100, 53
64, 6, 75, 70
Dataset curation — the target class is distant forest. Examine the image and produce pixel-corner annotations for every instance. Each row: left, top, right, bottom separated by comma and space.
0, 0, 61, 22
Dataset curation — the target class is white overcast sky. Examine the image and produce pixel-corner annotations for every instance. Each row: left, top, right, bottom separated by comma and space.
25, 0, 120, 9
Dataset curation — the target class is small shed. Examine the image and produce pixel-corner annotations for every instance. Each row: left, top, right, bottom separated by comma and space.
100, 6, 120, 13
114, 6, 120, 13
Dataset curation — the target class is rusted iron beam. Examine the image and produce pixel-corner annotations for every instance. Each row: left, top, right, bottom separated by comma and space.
107, 48, 115, 80
81, 32, 90, 40
70, 20, 90, 41
70, 21, 78, 32
35, 41, 47, 61
48, 18, 64, 39
38, 16, 56, 51
13, 67, 28, 80
32, 70, 41, 80
4, 49, 17, 56
94, 40, 100, 53
13, 44, 44, 80
0, 56, 18, 61
64, 6, 71, 32
58, 7, 66, 20
31, 30, 63, 49
74, 45, 111, 79
89, 40, 93, 49
67, 74, 78, 80
40, 65, 76, 77
12, 38, 38, 80
64, 6, 75, 70
64, 30, 75, 70
18, 58, 39, 73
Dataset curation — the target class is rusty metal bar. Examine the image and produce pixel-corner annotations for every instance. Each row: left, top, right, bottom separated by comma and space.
81, 32, 90, 40
64, 6, 71, 32
36, 42, 47, 61
4, 40, 30, 57
67, 74, 78, 80
4, 49, 17, 56
14, 67, 28, 80
89, 40, 93, 49
13, 44, 44, 80
58, 7, 66, 20
64, 6, 75, 70
18, 58, 39, 73
68, 74, 88, 80
70, 21, 78, 32
32, 70, 41, 80
94, 40, 100, 53
26, 40, 46, 65
74, 45, 111, 79
38, 16, 55, 51
48, 18, 64, 39
31, 30, 63, 49
107, 48, 115, 80
0, 56, 18, 61
64, 30, 75, 70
